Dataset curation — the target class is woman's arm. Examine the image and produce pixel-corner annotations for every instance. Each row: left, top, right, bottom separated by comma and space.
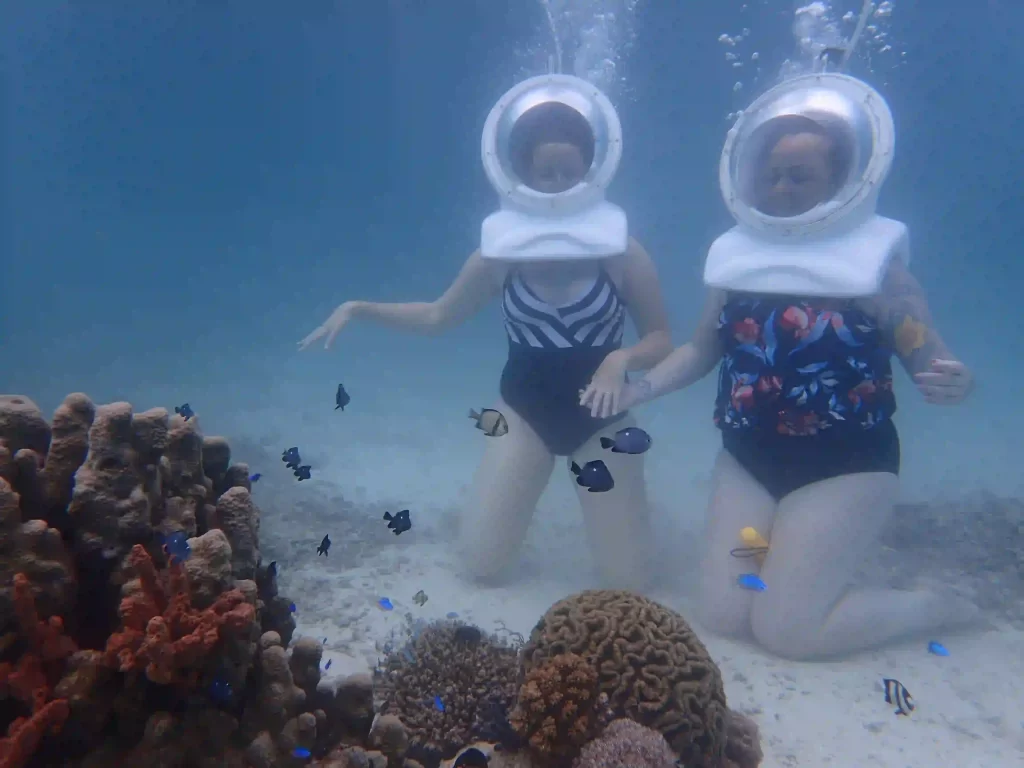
299, 250, 499, 350
626, 288, 726, 408
615, 237, 673, 369
870, 259, 974, 404
351, 250, 499, 334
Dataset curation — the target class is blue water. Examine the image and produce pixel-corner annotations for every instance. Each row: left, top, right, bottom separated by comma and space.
3, 1, 1023, 763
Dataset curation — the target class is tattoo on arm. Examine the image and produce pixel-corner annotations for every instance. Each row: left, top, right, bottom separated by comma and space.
879, 264, 951, 375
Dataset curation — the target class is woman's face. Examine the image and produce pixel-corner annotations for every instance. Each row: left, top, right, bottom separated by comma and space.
754, 132, 836, 217
527, 141, 588, 193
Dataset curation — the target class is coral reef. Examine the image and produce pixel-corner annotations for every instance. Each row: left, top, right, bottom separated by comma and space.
520, 590, 729, 768
573, 718, 678, 768
509, 652, 610, 766
375, 620, 519, 767
0, 394, 371, 767
2, 393, 764, 768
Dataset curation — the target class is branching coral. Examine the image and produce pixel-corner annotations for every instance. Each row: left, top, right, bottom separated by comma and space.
376, 621, 519, 768
521, 590, 729, 767
509, 652, 610, 765
0, 573, 77, 767
573, 718, 678, 768
103, 543, 256, 686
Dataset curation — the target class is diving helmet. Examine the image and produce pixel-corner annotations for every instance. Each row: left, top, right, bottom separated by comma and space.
721, 72, 895, 237
705, 73, 909, 298
479, 74, 627, 261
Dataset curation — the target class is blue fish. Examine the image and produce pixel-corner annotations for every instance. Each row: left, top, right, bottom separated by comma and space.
433, 695, 445, 712
293, 747, 312, 759
289, 602, 297, 613
174, 403, 194, 421
569, 459, 615, 493
324, 659, 332, 670
162, 532, 191, 563
208, 674, 232, 704
249, 473, 261, 482
737, 573, 766, 591
378, 597, 394, 611
599, 426, 653, 455
927, 641, 950, 656
446, 611, 459, 619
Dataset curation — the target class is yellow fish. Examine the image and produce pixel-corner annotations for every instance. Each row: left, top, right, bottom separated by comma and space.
894, 316, 927, 357
729, 527, 770, 562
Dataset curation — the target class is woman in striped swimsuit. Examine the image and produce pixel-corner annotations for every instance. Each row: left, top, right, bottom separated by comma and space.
298, 102, 672, 589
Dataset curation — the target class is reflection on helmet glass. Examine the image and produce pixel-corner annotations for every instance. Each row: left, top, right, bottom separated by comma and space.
739, 115, 855, 218
508, 102, 596, 194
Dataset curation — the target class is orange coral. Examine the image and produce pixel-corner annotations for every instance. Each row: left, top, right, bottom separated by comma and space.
0, 573, 76, 768
509, 652, 610, 766
104, 544, 255, 686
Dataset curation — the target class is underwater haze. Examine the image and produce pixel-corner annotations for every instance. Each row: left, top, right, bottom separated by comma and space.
3, 1, 1024, 766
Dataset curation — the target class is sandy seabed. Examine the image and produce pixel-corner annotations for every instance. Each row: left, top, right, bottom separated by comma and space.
216, 380, 1024, 768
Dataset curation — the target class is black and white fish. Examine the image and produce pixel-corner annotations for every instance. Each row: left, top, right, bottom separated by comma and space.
335, 383, 351, 411
412, 589, 428, 606
469, 408, 508, 437
599, 426, 652, 454
883, 678, 915, 716
569, 459, 615, 493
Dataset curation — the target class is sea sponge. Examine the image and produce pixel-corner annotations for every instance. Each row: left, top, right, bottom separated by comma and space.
376, 621, 519, 768
509, 652, 610, 765
573, 718, 677, 768
520, 590, 728, 767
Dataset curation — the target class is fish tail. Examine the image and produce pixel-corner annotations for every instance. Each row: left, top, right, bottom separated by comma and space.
383, 512, 392, 520
468, 409, 479, 419
570, 461, 581, 474
600, 437, 614, 449
335, 404, 341, 410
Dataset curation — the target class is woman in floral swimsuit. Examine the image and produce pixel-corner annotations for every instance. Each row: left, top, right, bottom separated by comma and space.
613, 124, 977, 660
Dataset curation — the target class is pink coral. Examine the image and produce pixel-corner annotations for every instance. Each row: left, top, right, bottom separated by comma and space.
573, 719, 677, 768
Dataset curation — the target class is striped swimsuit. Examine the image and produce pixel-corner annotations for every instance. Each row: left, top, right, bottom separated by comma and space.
499, 266, 627, 455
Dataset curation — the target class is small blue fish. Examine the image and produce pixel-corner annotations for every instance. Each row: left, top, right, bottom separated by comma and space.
208, 674, 232, 704
569, 459, 615, 493
737, 573, 766, 591
378, 597, 394, 611
249, 473, 261, 482
446, 611, 459, 619
324, 659, 332, 670
433, 695, 445, 712
600, 426, 653, 455
293, 747, 312, 759
289, 602, 297, 613
162, 532, 191, 563
174, 403, 194, 420
927, 641, 950, 656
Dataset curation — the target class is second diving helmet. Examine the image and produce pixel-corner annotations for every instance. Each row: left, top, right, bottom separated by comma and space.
705, 73, 909, 298
479, 74, 627, 262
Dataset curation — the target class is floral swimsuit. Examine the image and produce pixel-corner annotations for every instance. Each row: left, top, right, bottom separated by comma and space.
714, 293, 900, 500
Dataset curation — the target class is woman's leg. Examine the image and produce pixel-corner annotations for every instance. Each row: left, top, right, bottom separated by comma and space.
569, 416, 653, 591
750, 471, 978, 659
696, 448, 779, 637
457, 398, 555, 584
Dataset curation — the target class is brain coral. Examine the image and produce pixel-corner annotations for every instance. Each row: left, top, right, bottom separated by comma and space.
520, 590, 728, 767
376, 620, 519, 768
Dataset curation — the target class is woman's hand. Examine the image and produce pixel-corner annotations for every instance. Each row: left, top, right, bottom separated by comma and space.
580, 350, 630, 418
298, 301, 360, 351
913, 358, 974, 404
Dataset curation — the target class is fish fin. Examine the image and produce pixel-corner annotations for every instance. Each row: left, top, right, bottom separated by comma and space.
335, 404, 341, 410
468, 409, 479, 419
600, 437, 614, 449
570, 461, 581, 474
383, 512, 392, 520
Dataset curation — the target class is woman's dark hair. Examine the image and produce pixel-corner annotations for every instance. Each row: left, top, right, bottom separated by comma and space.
508, 102, 596, 181
756, 113, 854, 190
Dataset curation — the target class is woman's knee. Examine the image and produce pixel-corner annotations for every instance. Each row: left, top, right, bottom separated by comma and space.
749, 598, 818, 659
696, 574, 752, 638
